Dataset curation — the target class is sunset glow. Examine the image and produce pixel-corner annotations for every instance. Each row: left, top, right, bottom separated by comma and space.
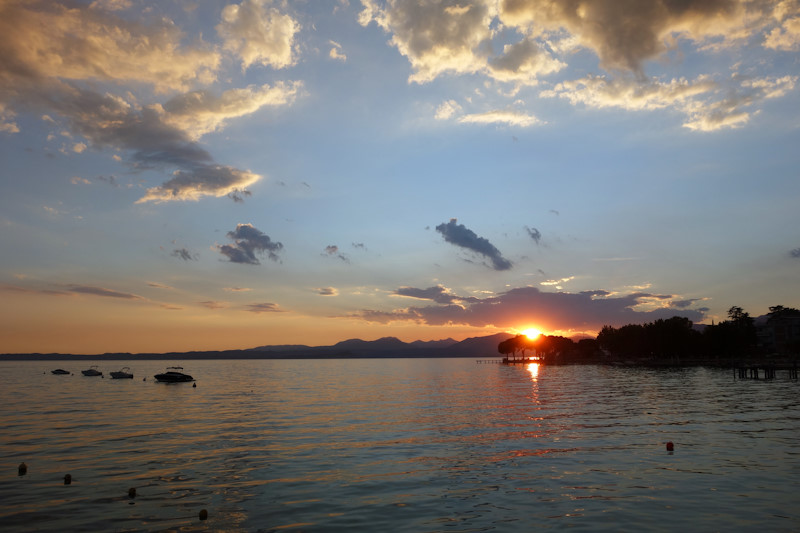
523, 328, 542, 340
0, 1, 798, 354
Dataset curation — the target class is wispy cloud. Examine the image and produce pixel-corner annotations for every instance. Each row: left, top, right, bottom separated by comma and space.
171, 248, 198, 261
245, 302, 283, 313
316, 287, 339, 296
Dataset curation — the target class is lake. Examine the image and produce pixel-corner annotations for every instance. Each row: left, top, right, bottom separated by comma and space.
1, 359, 798, 532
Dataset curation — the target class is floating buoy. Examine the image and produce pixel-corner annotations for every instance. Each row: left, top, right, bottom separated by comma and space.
18, 462, 27, 476
193, 382, 196, 388
64, 474, 72, 485
128, 487, 136, 499
199, 509, 208, 520
666, 441, 674, 452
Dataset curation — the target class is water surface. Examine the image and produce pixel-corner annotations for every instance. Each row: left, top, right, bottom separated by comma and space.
1, 359, 798, 531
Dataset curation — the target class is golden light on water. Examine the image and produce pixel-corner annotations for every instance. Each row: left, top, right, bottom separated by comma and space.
527, 362, 540, 378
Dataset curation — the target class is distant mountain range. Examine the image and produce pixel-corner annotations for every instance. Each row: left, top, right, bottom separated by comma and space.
247, 332, 515, 359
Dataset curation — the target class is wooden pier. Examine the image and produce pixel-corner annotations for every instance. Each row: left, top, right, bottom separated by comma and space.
476, 358, 540, 365
733, 364, 799, 380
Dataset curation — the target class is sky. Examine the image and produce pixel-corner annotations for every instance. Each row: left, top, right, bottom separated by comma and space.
1, 0, 799, 354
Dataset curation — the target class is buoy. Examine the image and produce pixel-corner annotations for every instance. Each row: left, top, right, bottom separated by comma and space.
128, 487, 136, 499
18, 462, 27, 476
193, 383, 196, 388
199, 509, 208, 520
64, 474, 72, 485
666, 441, 674, 452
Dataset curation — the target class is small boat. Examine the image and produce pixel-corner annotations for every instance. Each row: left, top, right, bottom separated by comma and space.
51, 369, 70, 375
110, 366, 134, 379
154, 366, 194, 383
81, 365, 103, 377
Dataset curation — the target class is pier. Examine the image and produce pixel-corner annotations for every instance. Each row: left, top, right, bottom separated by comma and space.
476, 358, 541, 365
733, 363, 799, 380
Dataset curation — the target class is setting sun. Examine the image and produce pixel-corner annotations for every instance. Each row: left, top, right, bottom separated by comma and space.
522, 328, 542, 340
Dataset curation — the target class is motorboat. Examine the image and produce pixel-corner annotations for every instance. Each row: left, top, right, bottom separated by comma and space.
154, 366, 194, 383
110, 366, 134, 379
51, 369, 70, 375
81, 365, 103, 377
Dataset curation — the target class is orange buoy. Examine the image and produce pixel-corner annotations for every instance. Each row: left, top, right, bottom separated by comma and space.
64, 474, 72, 485
666, 441, 674, 451
18, 462, 27, 476
199, 509, 208, 520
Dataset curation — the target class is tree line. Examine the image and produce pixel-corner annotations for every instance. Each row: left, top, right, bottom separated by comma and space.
498, 305, 800, 364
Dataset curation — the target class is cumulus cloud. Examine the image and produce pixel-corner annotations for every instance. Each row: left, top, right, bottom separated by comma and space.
217, 223, 283, 264
0, 1, 300, 203
436, 218, 512, 271
355, 285, 705, 332
329, 40, 347, 61
790, 248, 800, 258
217, 0, 299, 70
199, 300, 227, 309
360, 0, 797, 131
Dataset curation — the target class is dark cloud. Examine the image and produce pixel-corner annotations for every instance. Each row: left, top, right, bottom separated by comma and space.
525, 225, 542, 244
68, 285, 142, 299
218, 223, 283, 265
395, 285, 459, 305
354, 285, 705, 332
790, 248, 800, 258
97, 175, 118, 187
171, 248, 198, 261
435, 218, 512, 271
323, 245, 349, 263
245, 302, 283, 313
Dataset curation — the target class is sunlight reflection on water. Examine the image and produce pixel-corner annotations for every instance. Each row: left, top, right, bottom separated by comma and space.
0, 359, 799, 531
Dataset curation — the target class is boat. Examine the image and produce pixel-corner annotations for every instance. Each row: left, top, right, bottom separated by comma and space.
81, 365, 103, 377
154, 366, 194, 383
51, 369, 70, 375
110, 366, 133, 379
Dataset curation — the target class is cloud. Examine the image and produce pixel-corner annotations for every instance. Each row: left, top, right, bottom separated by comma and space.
224, 286, 252, 292
525, 226, 541, 244
217, 0, 299, 70
359, 0, 495, 83
171, 248, 198, 261
217, 223, 283, 265
161, 81, 302, 140
329, 40, 347, 61
316, 287, 339, 296
435, 218, 512, 271
199, 300, 227, 309
355, 285, 705, 332
0, 1, 303, 204
394, 285, 461, 304
458, 109, 541, 127
245, 302, 283, 313
790, 248, 800, 258
68, 284, 142, 299
323, 245, 350, 263
0, 1, 219, 92
146, 282, 173, 289
435, 99, 463, 120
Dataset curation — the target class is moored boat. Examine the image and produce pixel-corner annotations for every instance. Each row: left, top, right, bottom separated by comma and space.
110, 366, 134, 379
81, 365, 103, 377
51, 369, 70, 375
154, 366, 193, 383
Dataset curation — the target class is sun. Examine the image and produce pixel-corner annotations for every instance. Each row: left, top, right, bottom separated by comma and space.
522, 328, 542, 340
